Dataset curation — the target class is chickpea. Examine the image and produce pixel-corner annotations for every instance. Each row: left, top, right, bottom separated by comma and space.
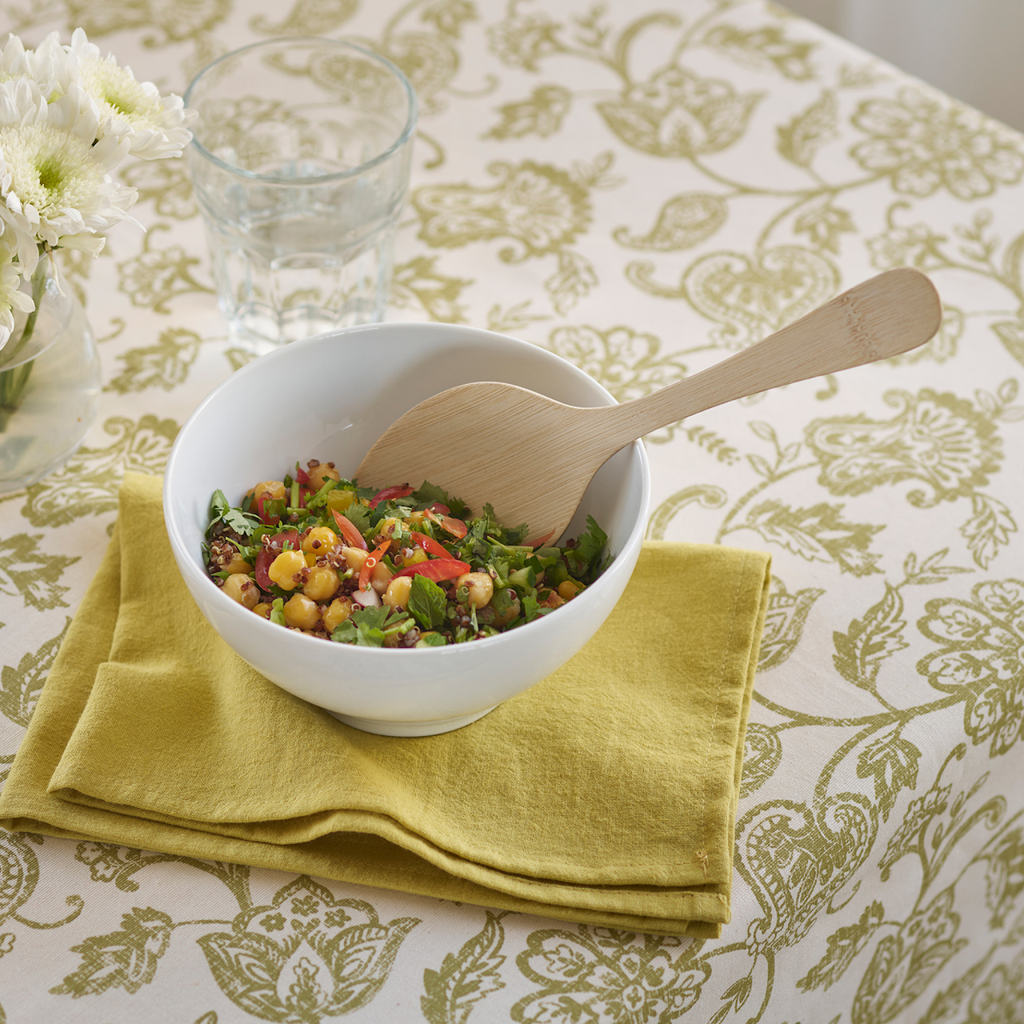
250, 480, 285, 501
557, 580, 583, 601
370, 558, 393, 595
325, 488, 355, 513
492, 592, 521, 628
268, 549, 305, 591
383, 575, 413, 609
322, 597, 354, 633
253, 602, 273, 619
222, 573, 259, 609
283, 593, 320, 630
302, 525, 339, 555
406, 509, 428, 526
341, 546, 369, 573
221, 551, 252, 575
377, 517, 399, 539
307, 460, 341, 490
456, 572, 494, 610
304, 565, 340, 602
395, 546, 428, 568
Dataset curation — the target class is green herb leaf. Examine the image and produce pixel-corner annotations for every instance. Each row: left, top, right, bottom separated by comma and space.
331, 605, 411, 647
566, 515, 608, 579
408, 573, 447, 631
343, 502, 373, 537
416, 632, 447, 647
412, 481, 469, 519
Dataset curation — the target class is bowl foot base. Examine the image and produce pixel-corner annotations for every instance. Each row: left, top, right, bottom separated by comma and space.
325, 705, 499, 736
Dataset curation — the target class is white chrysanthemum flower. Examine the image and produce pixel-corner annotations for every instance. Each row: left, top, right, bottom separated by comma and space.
0, 77, 138, 264
0, 32, 75, 99
0, 232, 33, 354
69, 28, 195, 160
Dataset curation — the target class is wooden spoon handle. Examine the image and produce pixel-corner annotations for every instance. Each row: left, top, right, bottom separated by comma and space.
595, 268, 941, 454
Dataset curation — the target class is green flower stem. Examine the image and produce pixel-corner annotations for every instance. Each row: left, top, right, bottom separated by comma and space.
0, 262, 49, 429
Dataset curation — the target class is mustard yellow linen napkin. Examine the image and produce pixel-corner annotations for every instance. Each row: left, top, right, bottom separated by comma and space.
0, 472, 770, 937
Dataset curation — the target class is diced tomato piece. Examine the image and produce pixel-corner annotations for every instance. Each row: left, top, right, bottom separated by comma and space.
359, 539, 391, 590
254, 530, 300, 588
410, 531, 453, 560
294, 466, 310, 485
368, 484, 414, 508
332, 509, 368, 550
426, 502, 450, 514
525, 530, 555, 548
394, 558, 470, 581
429, 512, 468, 539
255, 492, 281, 525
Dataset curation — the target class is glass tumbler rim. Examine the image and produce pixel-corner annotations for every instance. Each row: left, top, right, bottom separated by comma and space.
183, 35, 418, 185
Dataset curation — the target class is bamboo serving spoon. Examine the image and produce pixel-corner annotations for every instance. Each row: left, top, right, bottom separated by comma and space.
356, 268, 941, 541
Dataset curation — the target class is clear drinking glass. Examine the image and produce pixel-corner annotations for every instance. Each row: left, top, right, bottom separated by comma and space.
184, 37, 418, 353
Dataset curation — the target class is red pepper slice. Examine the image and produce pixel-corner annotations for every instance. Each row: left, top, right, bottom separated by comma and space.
359, 539, 391, 590
331, 509, 368, 550
394, 558, 470, 581
254, 530, 300, 589
429, 511, 468, 539
255, 491, 281, 525
525, 530, 555, 548
368, 484, 414, 509
426, 502, 450, 515
410, 531, 453, 560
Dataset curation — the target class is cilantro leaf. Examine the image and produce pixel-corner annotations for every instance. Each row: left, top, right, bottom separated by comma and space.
566, 515, 608, 580
331, 605, 412, 647
412, 481, 469, 520
342, 502, 373, 538
408, 573, 447, 631
417, 632, 447, 647
206, 489, 259, 538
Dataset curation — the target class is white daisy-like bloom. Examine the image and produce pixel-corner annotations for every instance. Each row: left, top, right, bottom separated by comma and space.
0, 32, 75, 99
0, 232, 33, 354
69, 28, 195, 160
0, 77, 139, 269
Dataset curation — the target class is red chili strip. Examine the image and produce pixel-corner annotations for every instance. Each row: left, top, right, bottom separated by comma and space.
368, 484, 414, 508
394, 558, 470, 582
410, 531, 453, 560
332, 509, 368, 550
359, 539, 391, 590
429, 511, 468, 539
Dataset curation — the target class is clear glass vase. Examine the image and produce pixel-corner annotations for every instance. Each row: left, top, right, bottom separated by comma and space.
0, 263, 101, 494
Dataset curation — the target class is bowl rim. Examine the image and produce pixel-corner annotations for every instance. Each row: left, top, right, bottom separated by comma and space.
163, 320, 651, 656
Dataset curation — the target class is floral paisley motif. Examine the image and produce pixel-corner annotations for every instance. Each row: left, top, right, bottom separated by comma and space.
197, 876, 418, 1022
917, 579, 1024, 757
64, 0, 231, 44
805, 389, 1002, 507
382, 32, 459, 115
545, 324, 686, 402
677, 246, 839, 348
512, 927, 708, 1024
487, 11, 562, 72
965, 951, 1024, 1023
850, 87, 1024, 199
596, 66, 763, 159
737, 795, 876, 957
412, 160, 591, 260
851, 889, 967, 1024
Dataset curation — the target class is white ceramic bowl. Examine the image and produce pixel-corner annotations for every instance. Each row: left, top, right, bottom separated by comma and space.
163, 322, 650, 736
